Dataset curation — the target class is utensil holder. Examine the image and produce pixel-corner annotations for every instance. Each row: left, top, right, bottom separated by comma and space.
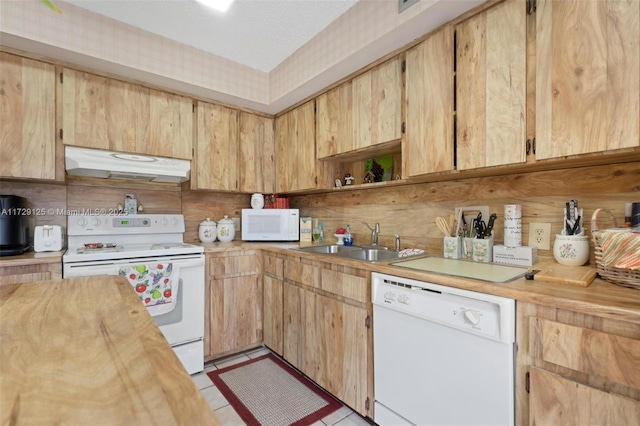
462, 237, 474, 259
443, 236, 462, 259
472, 235, 494, 263
553, 234, 589, 266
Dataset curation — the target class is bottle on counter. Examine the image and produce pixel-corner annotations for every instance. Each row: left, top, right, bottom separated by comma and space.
318, 222, 324, 242
344, 224, 353, 246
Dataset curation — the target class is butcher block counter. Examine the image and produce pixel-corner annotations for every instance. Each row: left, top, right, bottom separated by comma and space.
0, 276, 220, 425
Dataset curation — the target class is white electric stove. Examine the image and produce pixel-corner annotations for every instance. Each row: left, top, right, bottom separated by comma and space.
63, 214, 205, 374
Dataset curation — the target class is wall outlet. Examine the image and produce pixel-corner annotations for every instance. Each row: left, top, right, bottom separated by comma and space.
528, 222, 551, 250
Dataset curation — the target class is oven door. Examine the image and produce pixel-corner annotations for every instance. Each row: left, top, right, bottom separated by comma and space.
63, 254, 204, 347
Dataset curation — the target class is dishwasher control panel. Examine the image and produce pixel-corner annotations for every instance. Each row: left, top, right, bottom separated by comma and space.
372, 272, 515, 344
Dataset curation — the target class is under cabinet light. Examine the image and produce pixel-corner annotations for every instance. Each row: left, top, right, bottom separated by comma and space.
196, 0, 235, 13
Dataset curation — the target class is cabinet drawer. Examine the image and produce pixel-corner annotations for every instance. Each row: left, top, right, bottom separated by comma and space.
263, 254, 283, 278
284, 260, 321, 288
530, 317, 640, 389
320, 269, 367, 303
208, 251, 259, 279
530, 368, 640, 425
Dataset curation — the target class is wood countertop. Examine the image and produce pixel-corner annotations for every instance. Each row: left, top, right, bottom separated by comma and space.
0, 250, 63, 267
199, 241, 640, 325
0, 276, 220, 425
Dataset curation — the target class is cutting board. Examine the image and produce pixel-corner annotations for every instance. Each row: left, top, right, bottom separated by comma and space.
392, 257, 527, 283
533, 262, 596, 287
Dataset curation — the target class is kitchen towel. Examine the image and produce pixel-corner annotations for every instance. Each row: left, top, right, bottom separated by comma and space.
118, 263, 180, 315
599, 231, 640, 270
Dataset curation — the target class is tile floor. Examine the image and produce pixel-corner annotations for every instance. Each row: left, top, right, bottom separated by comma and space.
191, 346, 372, 426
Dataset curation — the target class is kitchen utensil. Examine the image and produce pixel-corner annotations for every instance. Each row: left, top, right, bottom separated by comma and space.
448, 214, 455, 236
436, 217, 451, 237
484, 213, 497, 237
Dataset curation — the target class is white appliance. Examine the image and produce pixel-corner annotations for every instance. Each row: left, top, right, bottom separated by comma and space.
372, 272, 515, 426
241, 208, 299, 241
65, 146, 191, 183
63, 214, 205, 374
34, 225, 64, 252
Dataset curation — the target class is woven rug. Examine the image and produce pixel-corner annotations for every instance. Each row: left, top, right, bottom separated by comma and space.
207, 353, 342, 426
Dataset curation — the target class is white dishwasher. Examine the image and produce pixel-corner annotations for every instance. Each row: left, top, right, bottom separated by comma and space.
372, 272, 515, 426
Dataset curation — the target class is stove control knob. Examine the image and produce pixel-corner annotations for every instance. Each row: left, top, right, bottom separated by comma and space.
160, 218, 169, 226
463, 309, 481, 326
383, 292, 395, 301
91, 218, 101, 226
78, 218, 88, 226
171, 218, 179, 226
398, 294, 409, 304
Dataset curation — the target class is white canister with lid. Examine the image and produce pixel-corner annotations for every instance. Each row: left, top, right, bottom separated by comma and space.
251, 193, 264, 209
217, 215, 235, 242
198, 218, 217, 243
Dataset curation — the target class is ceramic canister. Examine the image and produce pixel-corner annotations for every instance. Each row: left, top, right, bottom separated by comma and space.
198, 218, 217, 243
251, 193, 265, 209
217, 215, 235, 242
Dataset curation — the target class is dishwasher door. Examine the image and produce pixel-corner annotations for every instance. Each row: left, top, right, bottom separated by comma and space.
372, 273, 515, 426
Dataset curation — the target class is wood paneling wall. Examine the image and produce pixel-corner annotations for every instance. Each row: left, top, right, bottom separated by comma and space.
181, 188, 250, 243
0, 180, 67, 231
290, 162, 640, 264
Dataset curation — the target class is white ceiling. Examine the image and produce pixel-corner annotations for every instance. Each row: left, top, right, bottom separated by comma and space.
65, 0, 359, 72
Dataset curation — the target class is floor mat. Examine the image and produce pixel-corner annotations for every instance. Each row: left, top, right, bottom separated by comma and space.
207, 353, 342, 426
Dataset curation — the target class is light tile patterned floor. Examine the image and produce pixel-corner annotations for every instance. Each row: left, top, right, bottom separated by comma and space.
190, 346, 371, 426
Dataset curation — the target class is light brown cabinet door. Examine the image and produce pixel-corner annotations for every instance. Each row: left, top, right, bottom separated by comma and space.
456, 0, 526, 170
206, 252, 262, 360
148, 90, 193, 160
316, 81, 353, 159
195, 101, 238, 191
0, 53, 56, 180
535, 0, 640, 160
352, 57, 402, 150
262, 274, 283, 355
530, 368, 640, 425
275, 100, 316, 192
239, 112, 275, 193
283, 282, 305, 370
62, 68, 149, 153
403, 25, 454, 177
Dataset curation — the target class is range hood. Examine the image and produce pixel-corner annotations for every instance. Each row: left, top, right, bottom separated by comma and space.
65, 147, 191, 183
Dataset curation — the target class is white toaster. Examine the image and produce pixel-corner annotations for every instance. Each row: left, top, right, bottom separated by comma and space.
34, 225, 64, 252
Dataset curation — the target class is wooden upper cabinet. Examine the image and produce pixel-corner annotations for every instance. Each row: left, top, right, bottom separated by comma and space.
316, 81, 353, 159
352, 57, 402, 150
403, 25, 454, 177
0, 52, 57, 180
535, 0, 640, 160
239, 112, 275, 194
455, 0, 527, 170
148, 90, 193, 160
62, 69, 193, 159
62, 68, 149, 152
194, 101, 238, 191
275, 100, 316, 193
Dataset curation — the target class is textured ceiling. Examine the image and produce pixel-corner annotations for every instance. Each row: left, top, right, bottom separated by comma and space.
65, 0, 359, 72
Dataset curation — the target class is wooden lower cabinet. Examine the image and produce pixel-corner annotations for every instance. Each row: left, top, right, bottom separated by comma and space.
282, 255, 372, 417
0, 261, 62, 287
262, 253, 284, 355
517, 302, 640, 425
205, 250, 262, 361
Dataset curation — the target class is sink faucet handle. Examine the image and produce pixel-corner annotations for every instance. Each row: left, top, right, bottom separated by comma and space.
394, 234, 401, 251
362, 221, 373, 231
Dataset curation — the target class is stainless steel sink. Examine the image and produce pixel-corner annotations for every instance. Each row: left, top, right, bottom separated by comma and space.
295, 244, 362, 254
339, 248, 402, 262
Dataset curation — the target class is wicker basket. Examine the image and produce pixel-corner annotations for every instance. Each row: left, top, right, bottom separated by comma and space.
590, 208, 640, 290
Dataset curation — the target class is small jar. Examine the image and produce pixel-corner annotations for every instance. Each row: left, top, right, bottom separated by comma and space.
198, 218, 217, 243
217, 215, 235, 242
251, 193, 265, 209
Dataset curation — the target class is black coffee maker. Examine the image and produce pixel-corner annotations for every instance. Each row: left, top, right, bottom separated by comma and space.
0, 195, 31, 256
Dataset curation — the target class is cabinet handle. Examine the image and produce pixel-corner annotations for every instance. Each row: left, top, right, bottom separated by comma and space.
526, 138, 536, 155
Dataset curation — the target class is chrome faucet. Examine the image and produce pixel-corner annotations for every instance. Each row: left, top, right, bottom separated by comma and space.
362, 221, 380, 246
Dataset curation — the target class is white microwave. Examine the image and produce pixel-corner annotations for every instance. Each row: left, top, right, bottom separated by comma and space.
241, 209, 300, 241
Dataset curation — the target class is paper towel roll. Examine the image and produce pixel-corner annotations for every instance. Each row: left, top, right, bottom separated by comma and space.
504, 204, 522, 247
